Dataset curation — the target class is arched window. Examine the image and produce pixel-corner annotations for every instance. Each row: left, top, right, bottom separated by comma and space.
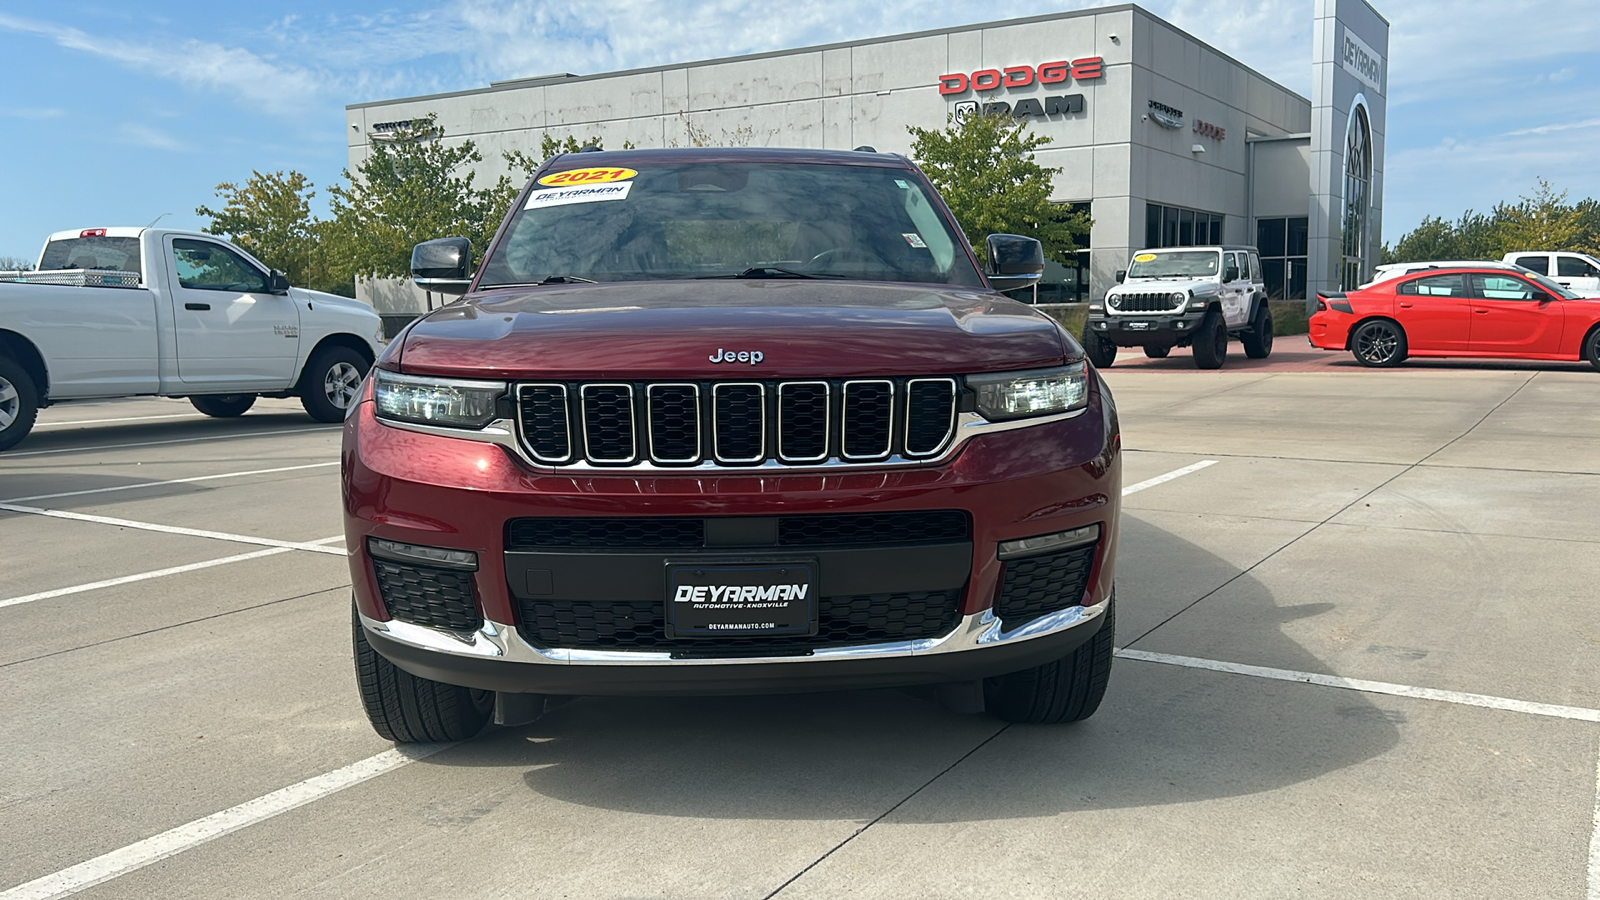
1341, 101, 1373, 290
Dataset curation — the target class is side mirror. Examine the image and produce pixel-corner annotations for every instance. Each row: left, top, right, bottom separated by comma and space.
1223, 265, 1240, 283
267, 269, 291, 294
411, 237, 473, 296
1115, 269, 1127, 284
984, 234, 1044, 293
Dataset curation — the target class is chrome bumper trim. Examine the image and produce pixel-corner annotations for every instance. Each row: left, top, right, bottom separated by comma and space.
359, 597, 1108, 668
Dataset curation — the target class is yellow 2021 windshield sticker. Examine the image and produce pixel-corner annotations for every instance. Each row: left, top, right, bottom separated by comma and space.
1133, 253, 1157, 262
537, 167, 637, 187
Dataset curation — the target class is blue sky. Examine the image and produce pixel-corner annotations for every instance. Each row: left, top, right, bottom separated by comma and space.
2, 0, 1597, 263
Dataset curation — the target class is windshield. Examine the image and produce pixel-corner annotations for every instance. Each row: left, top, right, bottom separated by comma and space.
1126, 250, 1220, 280
38, 236, 143, 276
478, 161, 983, 288
1525, 271, 1581, 300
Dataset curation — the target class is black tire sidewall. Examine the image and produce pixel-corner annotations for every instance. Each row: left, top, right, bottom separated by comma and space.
1586, 328, 1600, 372
1082, 326, 1116, 369
1192, 312, 1227, 369
0, 357, 40, 452
190, 394, 256, 418
1353, 320, 1406, 368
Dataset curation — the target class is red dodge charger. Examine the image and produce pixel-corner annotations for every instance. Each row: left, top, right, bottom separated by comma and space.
1310, 266, 1600, 370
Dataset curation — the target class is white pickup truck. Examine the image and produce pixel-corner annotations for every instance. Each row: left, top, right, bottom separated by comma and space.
1502, 251, 1600, 294
0, 227, 384, 451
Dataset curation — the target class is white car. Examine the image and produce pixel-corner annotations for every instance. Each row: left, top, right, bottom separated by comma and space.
1502, 251, 1600, 294
1363, 259, 1529, 287
0, 227, 384, 451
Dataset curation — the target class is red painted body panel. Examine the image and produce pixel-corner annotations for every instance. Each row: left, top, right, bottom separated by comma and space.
395, 281, 1072, 380
1311, 268, 1600, 361
342, 377, 1121, 628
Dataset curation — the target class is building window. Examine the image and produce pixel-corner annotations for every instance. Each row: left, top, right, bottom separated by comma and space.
1146, 203, 1223, 249
1341, 102, 1373, 290
1256, 216, 1308, 300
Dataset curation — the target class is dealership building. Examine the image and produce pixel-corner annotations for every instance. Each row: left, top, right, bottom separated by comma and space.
347, 0, 1388, 314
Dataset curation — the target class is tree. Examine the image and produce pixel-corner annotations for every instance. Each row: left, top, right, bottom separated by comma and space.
1493, 179, 1587, 252
1386, 179, 1600, 264
327, 114, 511, 280
908, 113, 1090, 266
0, 255, 33, 271
196, 170, 348, 294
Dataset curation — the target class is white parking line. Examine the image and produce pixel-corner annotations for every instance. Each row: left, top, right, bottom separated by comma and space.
1122, 460, 1217, 496
0, 536, 345, 610
0, 744, 452, 900
1116, 648, 1600, 722
0, 503, 347, 556
0, 426, 333, 458
34, 412, 200, 428
2, 462, 339, 504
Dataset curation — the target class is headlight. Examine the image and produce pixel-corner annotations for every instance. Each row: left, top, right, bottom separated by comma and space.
373, 369, 505, 429
1106, 294, 1121, 310
968, 363, 1089, 421
1171, 291, 1187, 303
373, 324, 389, 346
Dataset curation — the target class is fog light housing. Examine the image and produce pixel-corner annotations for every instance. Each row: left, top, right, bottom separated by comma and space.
997, 524, 1100, 560
368, 538, 479, 571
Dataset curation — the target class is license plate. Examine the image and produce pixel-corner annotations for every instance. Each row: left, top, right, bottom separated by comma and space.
666, 561, 818, 639
1125, 320, 1152, 330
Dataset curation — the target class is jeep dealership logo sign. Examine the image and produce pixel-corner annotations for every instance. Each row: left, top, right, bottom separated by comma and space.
1340, 29, 1384, 94
939, 58, 1102, 123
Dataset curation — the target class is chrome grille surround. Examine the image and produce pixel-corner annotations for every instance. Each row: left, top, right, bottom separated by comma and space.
903, 377, 957, 458
840, 379, 894, 461
711, 382, 766, 464
579, 383, 637, 464
645, 383, 700, 464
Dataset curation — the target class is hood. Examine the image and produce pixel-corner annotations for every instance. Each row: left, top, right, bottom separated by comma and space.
1112, 277, 1218, 295
289, 287, 380, 320
395, 280, 1070, 379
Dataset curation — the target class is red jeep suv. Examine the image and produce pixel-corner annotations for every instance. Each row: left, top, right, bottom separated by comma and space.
344, 148, 1122, 742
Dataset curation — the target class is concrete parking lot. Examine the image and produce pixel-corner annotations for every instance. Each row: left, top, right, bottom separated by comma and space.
2, 362, 1597, 899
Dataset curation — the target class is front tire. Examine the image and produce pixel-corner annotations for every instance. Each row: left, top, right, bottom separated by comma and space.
190, 394, 256, 418
0, 357, 40, 452
301, 346, 370, 422
353, 603, 493, 743
985, 599, 1115, 724
1351, 319, 1408, 367
1242, 303, 1274, 359
1583, 327, 1600, 373
1191, 312, 1228, 369
1082, 325, 1117, 369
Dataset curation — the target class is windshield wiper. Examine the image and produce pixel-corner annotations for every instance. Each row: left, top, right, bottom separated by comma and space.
699, 266, 857, 280
537, 275, 597, 285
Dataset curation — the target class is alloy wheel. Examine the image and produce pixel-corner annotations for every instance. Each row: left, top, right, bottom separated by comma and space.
0, 376, 17, 430
323, 362, 362, 409
1355, 324, 1398, 365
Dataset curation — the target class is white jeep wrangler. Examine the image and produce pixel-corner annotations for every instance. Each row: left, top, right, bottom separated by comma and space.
1081, 245, 1272, 369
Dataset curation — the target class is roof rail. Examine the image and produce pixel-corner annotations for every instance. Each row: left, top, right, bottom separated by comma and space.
853, 145, 877, 152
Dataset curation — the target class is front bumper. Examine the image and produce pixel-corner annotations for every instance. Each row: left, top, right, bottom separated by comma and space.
1085, 311, 1207, 346
343, 374, 1120, 693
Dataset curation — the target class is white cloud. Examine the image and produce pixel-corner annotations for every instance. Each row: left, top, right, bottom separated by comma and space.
1, 107, 65, 119
117, 123, 189, 152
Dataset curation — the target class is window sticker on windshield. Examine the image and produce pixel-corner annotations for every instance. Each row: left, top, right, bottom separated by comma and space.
902, 232, 928, 249
536, 167, 637, 187
894, 179, 911, 189
524, 181, 633, 210
1133, 253, 1157, 262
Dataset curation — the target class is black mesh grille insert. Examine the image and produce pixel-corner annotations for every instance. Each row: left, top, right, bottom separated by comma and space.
648, 385, 699, 463
905, 380, 955, 456
517, 589, 963, 654
714, 384, 764, 462
842, 381, 892, 459
777, 511, 969, 546
507, 518, 706, 550
778, 382, 829, 461
518, 385, 570, 462
1115, 292, 1183, 313
995, 543, 1097, 628
373, 560, 481, 631
582, 385, 636, 463
506, 511, 968, 550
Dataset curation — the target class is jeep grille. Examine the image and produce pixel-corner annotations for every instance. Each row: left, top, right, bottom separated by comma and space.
514, 378, 958, 468
1114, 292, 1185, 313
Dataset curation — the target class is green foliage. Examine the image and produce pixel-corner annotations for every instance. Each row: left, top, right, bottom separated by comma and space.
196, 170, 349, 295
1385, 179, 1600, 264
908, 113, 1090, 266
328, 115, 511, 281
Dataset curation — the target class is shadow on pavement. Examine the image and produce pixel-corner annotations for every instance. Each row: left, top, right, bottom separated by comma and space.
418, 518, 1400, 822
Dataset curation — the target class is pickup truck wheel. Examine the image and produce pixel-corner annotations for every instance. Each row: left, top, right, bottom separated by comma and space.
1191, 312, 1228, 369
985, 597, 1115, 724
301, 347, 369, 423
0, 358, 40, 452
1351, 319, 1407, 367
190, 394, 256, 418
1081, 325, 1117, 368
1142, 346, 1170, 359
1242, 303, 1274, 358
353, 602, 493, 743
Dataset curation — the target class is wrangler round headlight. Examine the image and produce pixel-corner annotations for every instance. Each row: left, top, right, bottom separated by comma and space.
1171, 291, 1187, 303
373, 369, 506, 429
1107, 294, 1122, 310
967, 363, 1089, 421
